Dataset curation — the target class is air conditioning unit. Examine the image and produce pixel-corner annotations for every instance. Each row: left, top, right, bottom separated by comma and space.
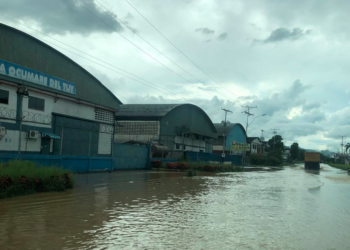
0, 127, 6, 136
27, 130, 40, 139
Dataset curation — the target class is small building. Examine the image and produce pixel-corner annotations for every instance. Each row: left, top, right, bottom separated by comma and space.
212, 123, 247, 155
115, 104, 217, 157
247, 137, 265, 155
0, 24, 121, 156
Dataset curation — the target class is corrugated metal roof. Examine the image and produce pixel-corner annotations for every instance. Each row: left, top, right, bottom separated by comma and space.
247, 137, 261, 143
214, 123, 240, 135
116, 104, 183, 117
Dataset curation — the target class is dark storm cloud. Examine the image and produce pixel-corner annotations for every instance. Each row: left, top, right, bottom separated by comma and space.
0, 0, 123, 35
217, 32, 228, 41
195, 27, 215, 35
259, 28, 311, 43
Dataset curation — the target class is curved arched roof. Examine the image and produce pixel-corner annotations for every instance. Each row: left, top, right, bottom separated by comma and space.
0, 23, 121, 109
116, 104, 182, 117
214, 123, 247, 137
116, 103, 217, 133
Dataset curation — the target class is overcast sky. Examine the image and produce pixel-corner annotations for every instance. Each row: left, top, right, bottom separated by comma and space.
1, 0, 349, 152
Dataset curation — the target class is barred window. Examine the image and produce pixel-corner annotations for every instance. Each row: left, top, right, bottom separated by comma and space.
116, 121, 159, 135
95, 108, 114, 123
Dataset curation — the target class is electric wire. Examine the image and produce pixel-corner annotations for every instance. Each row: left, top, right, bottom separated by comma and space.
124, 0, 239, 98
0, 16, 186, 100
95, 0, 232, 100
74, 0, 229, 100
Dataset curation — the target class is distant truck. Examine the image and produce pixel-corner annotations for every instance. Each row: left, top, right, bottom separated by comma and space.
304, 152, 321, 170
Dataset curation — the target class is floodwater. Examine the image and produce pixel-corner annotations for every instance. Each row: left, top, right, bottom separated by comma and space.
1, 164, 350, 250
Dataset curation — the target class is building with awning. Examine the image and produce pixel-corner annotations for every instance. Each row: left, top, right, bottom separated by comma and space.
115, 104, 217, 154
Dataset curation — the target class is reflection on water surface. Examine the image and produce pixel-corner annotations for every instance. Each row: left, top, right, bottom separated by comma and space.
1, 164, 350, 250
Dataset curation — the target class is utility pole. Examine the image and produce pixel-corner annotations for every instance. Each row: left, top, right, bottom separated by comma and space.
241, 105, 257, 135
182, 124, 187, 160
270, 128, 280, 150
221, 108, 233, 160
340, 135, 346, 164
260, 129, 265, 140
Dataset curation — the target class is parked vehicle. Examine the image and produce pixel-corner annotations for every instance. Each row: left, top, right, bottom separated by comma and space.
304, 152, 321, 170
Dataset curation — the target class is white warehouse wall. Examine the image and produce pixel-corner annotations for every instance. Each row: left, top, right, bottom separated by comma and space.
0, 84, 115, 155
0, 84, 17, 124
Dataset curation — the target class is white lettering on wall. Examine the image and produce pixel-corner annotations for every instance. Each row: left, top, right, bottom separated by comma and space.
0, 59, 76, 95
9, 66, 15, 77
0, 64, 5, 75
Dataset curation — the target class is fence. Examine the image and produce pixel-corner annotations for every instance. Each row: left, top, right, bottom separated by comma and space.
186, 151, 242, 165
0, 154, 114, 172
113, 143, 151, 170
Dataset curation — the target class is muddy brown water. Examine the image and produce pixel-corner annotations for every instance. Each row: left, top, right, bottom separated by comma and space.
1, 164, 350, 250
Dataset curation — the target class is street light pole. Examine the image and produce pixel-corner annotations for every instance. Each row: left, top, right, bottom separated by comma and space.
221, 108, 232, 160
248, 114, 266, 130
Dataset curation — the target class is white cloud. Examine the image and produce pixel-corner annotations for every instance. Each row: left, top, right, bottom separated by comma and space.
1, 0, 349, 152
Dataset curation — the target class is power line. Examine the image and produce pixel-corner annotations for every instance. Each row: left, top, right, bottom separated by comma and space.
124, 0, 239, 98
74, 0, 195, 84
74, 0, 229, 101
0, 17, 185, 100
95, 0, 232, 100
241, 105, 256, 135
76, 0, 230, 101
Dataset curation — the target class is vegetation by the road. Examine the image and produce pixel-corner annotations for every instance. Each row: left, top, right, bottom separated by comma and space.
251, 149, 284, 166
328, 163, 350, 171
151, 160, 242, 173
0, 160, 74, 199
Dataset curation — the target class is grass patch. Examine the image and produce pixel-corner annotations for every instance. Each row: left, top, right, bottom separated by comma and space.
328, 163, 350, 171
0, 160, 74, 199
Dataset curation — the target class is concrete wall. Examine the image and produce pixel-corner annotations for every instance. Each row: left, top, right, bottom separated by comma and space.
186, 151, 242, 165
0, 84, 114, 156
173, 135, 206, 152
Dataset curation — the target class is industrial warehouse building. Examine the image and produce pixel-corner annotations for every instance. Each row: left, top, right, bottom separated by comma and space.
213, 123, 247, 155
115, 104, 218, 156
0, 24, 121, 156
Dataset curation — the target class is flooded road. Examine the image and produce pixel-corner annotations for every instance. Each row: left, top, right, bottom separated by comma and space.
1, 164, 350, 250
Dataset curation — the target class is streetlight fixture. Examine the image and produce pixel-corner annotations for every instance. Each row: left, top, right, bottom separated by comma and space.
247, 114, 266, 135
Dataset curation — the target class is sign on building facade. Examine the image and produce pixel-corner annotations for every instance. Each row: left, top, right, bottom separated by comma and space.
0, 59, 76, 95
231, 141, 250, 151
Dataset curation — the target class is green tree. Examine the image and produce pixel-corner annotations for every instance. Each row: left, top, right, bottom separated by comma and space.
290, 142, 299, 161
298, 149, 306, 161
268, 135, 284, 151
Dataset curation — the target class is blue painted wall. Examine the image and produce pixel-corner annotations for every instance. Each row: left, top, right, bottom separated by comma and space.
113, 143, 151, 170
0, 155, 114, 172
186, 151, 242, 165
225, 124, 246, 151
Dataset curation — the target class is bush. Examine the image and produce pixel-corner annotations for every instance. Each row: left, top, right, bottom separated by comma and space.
0, 160, 74, 199
165, 162, 190, 170
251, 154, 266, 165
151, 160, 162, 168
265, 156, 281, 166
